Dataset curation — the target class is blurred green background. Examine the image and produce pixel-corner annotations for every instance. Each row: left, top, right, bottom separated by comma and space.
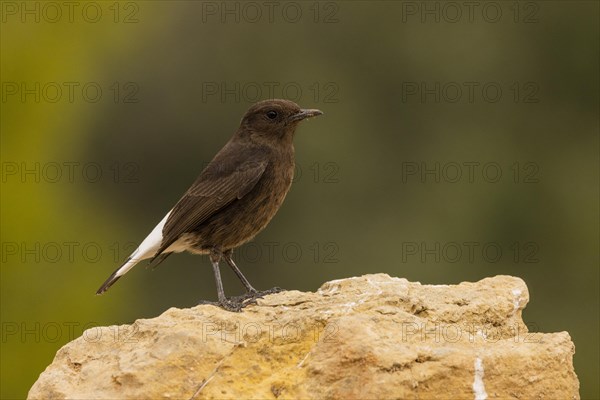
1, 1, 598, 398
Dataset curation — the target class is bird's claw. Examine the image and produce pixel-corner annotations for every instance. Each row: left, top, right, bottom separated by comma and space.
198, 287, 285, 312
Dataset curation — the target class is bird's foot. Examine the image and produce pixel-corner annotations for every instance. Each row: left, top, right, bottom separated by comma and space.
197, 298, 245, 312
231, 287, 285, 305
198, 287, 285, 312
257, 286, 285, 296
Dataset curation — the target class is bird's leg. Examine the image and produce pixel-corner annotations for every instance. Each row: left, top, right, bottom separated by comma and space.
208, 249, 245, 312
223, 249, 284, 306
223, 249, 257, 294
206, 249, 283, 311
209, 249, 228, 305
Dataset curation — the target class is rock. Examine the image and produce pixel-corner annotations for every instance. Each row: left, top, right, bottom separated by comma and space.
28, 274, 579, 399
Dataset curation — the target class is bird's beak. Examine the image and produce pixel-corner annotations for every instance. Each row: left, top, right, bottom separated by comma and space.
290, 108, 324, 122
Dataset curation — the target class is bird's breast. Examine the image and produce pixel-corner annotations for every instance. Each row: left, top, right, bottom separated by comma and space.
228, 152, 294, 241
190, 151, 295, 251
259, 153, 294, 207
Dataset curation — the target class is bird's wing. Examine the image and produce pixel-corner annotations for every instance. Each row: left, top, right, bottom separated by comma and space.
153, 144, 268, 258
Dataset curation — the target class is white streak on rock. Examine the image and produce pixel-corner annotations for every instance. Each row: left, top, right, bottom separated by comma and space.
512, 289, 523, 312
473, 357, 488, 400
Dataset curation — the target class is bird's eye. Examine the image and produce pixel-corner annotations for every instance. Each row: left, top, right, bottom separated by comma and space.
266, 110, 278, 120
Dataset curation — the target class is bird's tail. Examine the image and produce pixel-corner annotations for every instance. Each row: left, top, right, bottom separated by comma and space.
96, 256, 142, 294
95, 210, 173, 295
96, 211, 176, 294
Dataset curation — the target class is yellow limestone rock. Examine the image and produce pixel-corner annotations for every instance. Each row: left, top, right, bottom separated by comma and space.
28, 274, 579, 399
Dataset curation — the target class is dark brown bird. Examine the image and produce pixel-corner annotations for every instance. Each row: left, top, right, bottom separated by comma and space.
96, 99, 323, 310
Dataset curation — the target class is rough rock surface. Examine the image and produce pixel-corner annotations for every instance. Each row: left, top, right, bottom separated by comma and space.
28, 274, 579, 399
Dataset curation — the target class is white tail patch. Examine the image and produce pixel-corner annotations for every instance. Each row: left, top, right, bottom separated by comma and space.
114, 210, 171, 278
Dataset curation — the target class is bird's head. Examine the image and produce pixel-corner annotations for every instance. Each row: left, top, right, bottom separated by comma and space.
238, 99, 323, 144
